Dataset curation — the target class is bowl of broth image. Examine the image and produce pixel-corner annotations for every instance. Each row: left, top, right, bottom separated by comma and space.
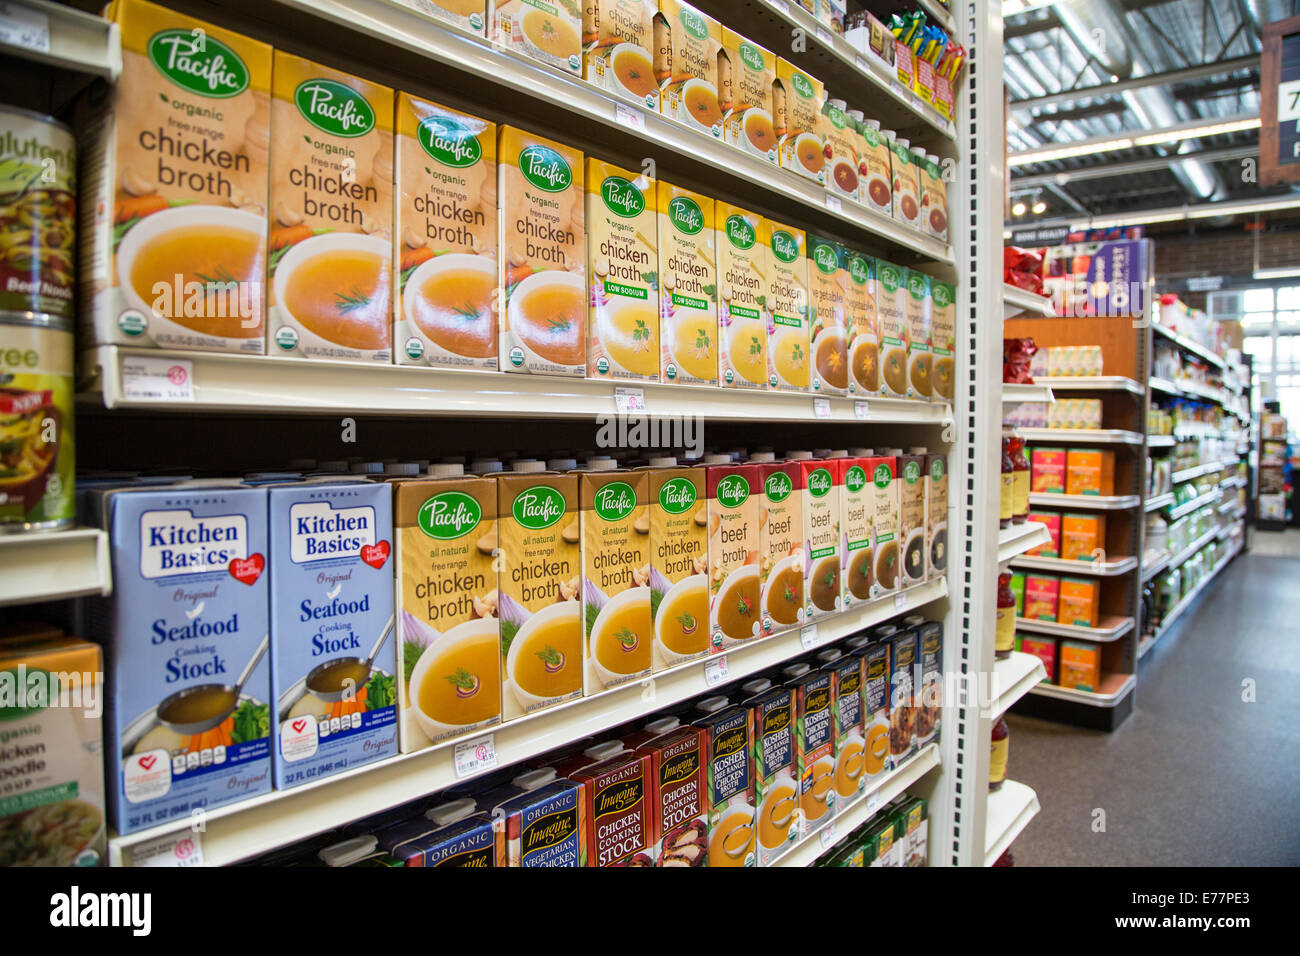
273, 232, 393, 354
402, 252, 498, 364
933, 355, 954, 401
830, 158, 858, 195
849, 334, 879, 393
711, 563, 760, 643
504, 600, 584, 714
654, 573, 710, 666
910, 352, 933, 397
881, 345, 909, 396
521, 5, 582, 63
864, 716, 890, 776
666, 312, 718, 382
903, 528, 926, 583
808, 552, 841, 613
589, 585, 653, 686
409, 618, 502, 741
0, 795, 105, 867
761, 554, 804, 631
770, 325, 810, 390
756, 771, 799, 851
930, 523, 948, 573
117, 205, 266, 342
682, 78, 724, 134
834, 729, 866, 798
726, 320, 768, 386
743, 108, 777, 157
507, 270, 587, 371
707, 801, 756, 867
801, 754, 835, 822
845, 545, 874, 602
598, 296, 660, 378
812, 326, 847, 392
875, 538, 900, 591
865, 174, 891, 210
610, 42, 657, 102
794, 133, 826, 178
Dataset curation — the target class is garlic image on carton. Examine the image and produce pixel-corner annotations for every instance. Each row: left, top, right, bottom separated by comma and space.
765, 222, 809, 392
267, 53, 394, 362
586, 159, 658, 381
584, 0, 659, 108
394, 95, 497, 370
655, 1, 724, 138
657, 181, 717, 385
806, 235, 847, 395
715, 201, 768, 389
775, 59, 826, 185
845, 249, 878, 395
720, 29, 778, 164
498, 127, 586, 376
494, 0, 584, 77
78, 0, 271, 354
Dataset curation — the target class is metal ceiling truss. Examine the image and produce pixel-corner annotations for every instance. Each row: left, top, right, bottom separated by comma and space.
1011, 143, 1260, 187
1010, 53, 1260, 111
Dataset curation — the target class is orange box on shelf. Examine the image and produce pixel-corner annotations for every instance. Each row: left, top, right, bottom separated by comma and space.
1027, 510, 1060, 557
1058, 640, 1101, 692
1066, 449, 1115, 497
1031, 448, 1066, 493
1061, 513, 1106, 562
1058, 577, 1100, 628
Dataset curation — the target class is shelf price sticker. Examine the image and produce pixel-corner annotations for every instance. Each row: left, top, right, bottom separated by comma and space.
854, 400, 869, 419
865, 789, 882, 817
813, 397, 832, 419
894, 591, 907, 611
613, 102, 647, 134
132, 829, 205, 868
855, 54, 870, 73
453, 734, 498, 779
824, 194, 843, 214
816, 26, 834, 47
819, 822, 837, 849
704, 655, 729, 687
121, 355, 195, 403
800, 623, 822, 649
614, 386, 646, 414
0, 1, 51, 54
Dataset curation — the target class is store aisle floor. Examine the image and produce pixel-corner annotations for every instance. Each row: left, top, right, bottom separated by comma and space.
1007, 534, 1300, 866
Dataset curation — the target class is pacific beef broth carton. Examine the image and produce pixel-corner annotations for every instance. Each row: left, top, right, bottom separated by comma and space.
765, 221, 809, 392
799, 456, 842, 620
497, 472, 583, 721
586, 159, 658, 382
97, 485, 271, 836
657, 181, 717, 385
715, 202, 768, 389
925, 454, 948, 580
757, 460, 804, 636
845, 250, 878, 395
394, 95, 497, 371
867, 455, 900, 597
494, 0, 583, 77
806, 236, 848, 395
929, 278, 956, 403
636, 727, 708, 866
655, 1, 724, 137
875, 259, 908, 399
584, 0, 659, 108
580, 467, 652, 692
80, 0, 271, 353
693, 697, 755, 867
498, 127, 586, 376
898, 453, 927, 586
394, 470, 501, 753
269, 481, 397, 789
785, 664, 836, 836
840, 456, 874, 606
744, 682, 798, 865
775, 59, 826, 185
570, 749, 653, 866
707, 462, 761, 650
903, 270, 932, 401
720, 30, 778, 164
643, 463, 709, 668
267, 54, 394, 362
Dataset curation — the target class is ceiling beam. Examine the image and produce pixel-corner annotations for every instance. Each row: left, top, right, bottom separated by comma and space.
1011, 144, 1260, 187
1010, 53, 1259, 112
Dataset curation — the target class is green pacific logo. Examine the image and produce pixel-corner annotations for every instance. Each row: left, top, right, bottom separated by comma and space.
908, 272, 927, 301
932, 282, 954, 309
770, 230, 799, 263
417, 492, 482, 540
726, 214, 756, 250
717, 475, 750, 508
813, 242, 839, 275
519, 144, 572, 192
848, 255, 870, 285
930, 458, 946, 482
880, 265, 902, 293
680, 8, 708, 40
873, 464, 893, 488
148, 30, 249, 98
417, 116, 482, 167
601, 176, 645, 218
739, 43, 765, 73
845, 465, 867, 493
295, 79, 376, 137
668, 196, 705, 235
791, 72, 814, 99
594, 481, 637, 521
659, 477, 697, 514
807, 467, 832, 498
904, 460, 922, 484
513, 486, 566, 529
765, 472, 792, 503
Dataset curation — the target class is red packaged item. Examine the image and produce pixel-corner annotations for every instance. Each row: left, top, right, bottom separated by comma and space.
1003, 337, 1038, 384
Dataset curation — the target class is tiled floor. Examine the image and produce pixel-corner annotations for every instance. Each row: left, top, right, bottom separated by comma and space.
1005, 541, 1300, 866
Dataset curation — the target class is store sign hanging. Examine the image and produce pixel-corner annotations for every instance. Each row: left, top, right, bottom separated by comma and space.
1260, 16, 1300, 185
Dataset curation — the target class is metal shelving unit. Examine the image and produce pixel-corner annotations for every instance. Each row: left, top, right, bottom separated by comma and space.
1003, 284, 1055, 318
0, 0, 121, 78
1018, 427, 1145, 446
984, 780, 1040, 866
1016, 615, 1136, 642
998, 521, 1053, 565
1011, 554, 1139, 577
1028, 492, 1141, 510
992, 652, 1048, 719
1033, 376, 1144, 395
1139, 539, 1242, 659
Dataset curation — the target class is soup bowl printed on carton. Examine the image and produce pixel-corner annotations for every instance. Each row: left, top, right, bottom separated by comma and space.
655, 1, 724, 137
903, 270, 932, 401
840, 457, 874, 606
845, 250, 878, 395
800, 459, 842, 620
775, 59, 826, 185
720, 30, 777, 164
765, 222, 810, 392
806, 236, 848, 395
643, 464, 710, 667
391, 0, 486, 35
657, 182, 718, 385
822, 99, 860, 200
494, 0, 584, 76
744, 684, 799, 864
758, 461, 804, 635
707, 463, 762, 651
693, 700, 756, 867
584, 0, 660, 108
875, 260, 909, 398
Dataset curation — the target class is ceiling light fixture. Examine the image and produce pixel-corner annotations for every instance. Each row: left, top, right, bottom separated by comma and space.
1131, 117, 1260, 147
1032, 200, 1047, 214
1008, 137, 1135, 167
1002, 0, 1056, 14
1008, 114, 1260, 168
1012, 201, 1027, 216
1043, 195, 1300, 232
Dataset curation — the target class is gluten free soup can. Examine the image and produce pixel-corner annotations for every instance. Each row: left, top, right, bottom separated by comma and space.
0, 106, 75, 320
0, 311, 75, 532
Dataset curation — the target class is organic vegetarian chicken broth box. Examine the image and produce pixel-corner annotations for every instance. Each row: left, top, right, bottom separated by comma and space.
587, 159, 658, 381
766, 222, 809, 391
394, 95, 497, 370
584, 0, 659, 108
721, 29, 777, 163
497, 473, 583, 720
904, 270, 932, 400
759, 461, 804, 636
96, 485, 271, 836
267, 53, 394, 363
745, 685, 798, 865
841, 457, 874, 607
868, 456, 900, 597
693, 702, 755, 867
494, 0, 584, 77
707, 464, 761, 651
580, 470, 651, 692
929, 279, 955, 403
78, 0, 271, 353
645, 466, 709, 668
775, 59, 826, 185
657, 181, 717, 385
269, 482, 397, 789
875, 260, 908, 398
845, 250, 878, 395
392, 0, 486, 35
656, 1, 724, 137
788, 667, 836, 836
498, 127, 586, 376
925, 454, 948, 580
483, 771, 586, 866
715, 202, 768, 389
638, 727, 707, 867
570, 750, 652, 866
800, 459, 842, 620
394, 476, 501, 752
898, 454, 927, 586
806, 236, 847, 395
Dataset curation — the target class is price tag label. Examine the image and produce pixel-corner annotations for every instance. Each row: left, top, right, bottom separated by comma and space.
891, 79, 908, 99
825, 194, 843, 214
614, 386, 646, 414
816, 26, 834, 46
865, 790, 882, 817
453, 734, 498, 779
770, 0, 790, 14
132, 829, 205, 867
813, 397, 832, 419
121, 355, 195, 403
613, 102, 646, 133
854, 400, 870, 419
855, 54, 869, 72
800, 623, 821, 649
894, 591, 907, 611
704, 655, 729, 687
0, 2, 51, 54
819, 823, 837, 849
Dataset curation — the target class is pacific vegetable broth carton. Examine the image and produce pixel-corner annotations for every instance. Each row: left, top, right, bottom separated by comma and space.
806, 235, 848, 395
929, 278, 955, 403
904, 269, 931, 400
875, 259, 908, 398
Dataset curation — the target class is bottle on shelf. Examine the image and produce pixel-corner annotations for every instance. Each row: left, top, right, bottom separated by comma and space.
989, 715, 1009, 793
1008, 430, 1030, 524
1000, 430, 1014, 530
995, 572, 1016, 661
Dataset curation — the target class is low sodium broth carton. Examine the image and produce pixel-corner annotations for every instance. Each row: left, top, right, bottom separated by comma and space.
643, 463, 709, 669
706, 462, 762, 651
394, 470, 501, 753
482, 768, 586, 866
586, 159, 659, 382
744, 682, 798, 865
494, 0, 583, 77
840, 456, 873, 607
267, 53, 394, 362
898, 453, 927, 586
636, 727, 708, 866
497, 471, 583, 719
720, 29, 778, 164
498, 127, 586, 376
580, 467, 652, 692
806, 235, 848, 395
392, 0, 486, 34
799, 457, 842, 620
394, 95, 497, 370
904, 269, 932, 400
875, 259, 908, 398
925, 453, 948, 580
825, 649, 866, 800
657, 181, 718, 385
584, 0, 659, 109
693, 697, 756, 867
79, 0, 272, 353
775, 58, 826, 185
269, 481, 397, 789
757, 460, 804, 636
97, 484, 271, 836
867, 455, 900, 597
785, 664, 836, 837
569, 749, 653, 866
929, 278, 956, 403
822, 98, 860, 200
766, 221, 809, 391
715, 202, 768, 389
655, 1, 724, 138
845, 250, 878, 395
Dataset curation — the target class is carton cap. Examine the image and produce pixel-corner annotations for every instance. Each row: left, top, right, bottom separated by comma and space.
874, 624, 899, 639
648, 456, 678, 467
512, 768, 557, 791
880, 448, 904, 456
428, 463, 464, 477
350, 462, 384, 474
512, 460, 546, 473
908, 447, 928, 456
787, 450, 813, 460
644, 716, 680, 735
703, 454, 731, 465
895, 137, 910, 150
847, 109, 864, 121
783, 662, 811, 679
903, 614, 927, 628
749, 451, 776, 462
425, 797, 478, 826
583, 740, 625, 761
849, 448, 874, 457
863, 118, 880, 130
881, 128, 896, 141
815, 648, 841, 665
472, 459, 503, 473
843, 633, 871, 651
317, 461, 348, 471
828, 97, 847, 109
586, 458, 617, 471
695, 695, 730, 714
741, 678, 772, 696
318, 835, 379, 867
548, 458, 578, 471
385, 463, 421, 476
829, 449, 849, 458
927, 153, 940, 165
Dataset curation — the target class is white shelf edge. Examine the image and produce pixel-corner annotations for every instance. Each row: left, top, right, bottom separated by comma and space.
1146, 435, 1177, 448
1003, 284, 1055, 318
983, 780, 1039, 865
1141, 551, 1171, 583
1027, 672, 1137, 707
1165, 528, 1219, 570
0, 0, 121, 78
1028, 492, 1141, 511
1019, 427, 1144, 446
1015, 615, 1135, 643
0, 528, 112, 606
1010, 554, 1138, 577
1144, 493, 1176, 512
1002, 383, 1056, 404
998, 522, 1052, 564
1033, 376, 1143, 395
1152, 323, 1226, 370
992, 652, 1047, 719
1168, 489, 1222, 521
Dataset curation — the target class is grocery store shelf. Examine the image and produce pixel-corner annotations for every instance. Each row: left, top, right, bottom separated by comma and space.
1168, 488, 1221, 521
1148, 377, 1179, 396
774, 744, 941, 868
1141, 550, 1171, 582
1027, 671, 1137, 707
1016, 615, 1135, 643
984, 780, 1039, 866
1172, 460, 1234, 483
83, 346, 953, 423
992, 652, 1047, 719
1230, 505, 1247, 521
1146, 435, 1177, 448
1144, 492, 1176, 512
1220, 475, 1247, 490
1152, 323, 1226, 370
917, 0, 957, 34
1003, 284, 1056, 318
1215, 523, 1235, 541
1141, 541, 1240, 658
1167, 528, 1218, 570
108, 576, 947, 866
1034, 376, 1144, 395
0, 528, 111, 607
1011, 554, 1138, 577
0, 0, 121, 78
1002, 383, 1056, 404
1217, 497, 1240, 514
1028, 492, 1142, 510
1019, 427, 1144, 446
1174, 420, 1226, 439
998, 521, 1052, 564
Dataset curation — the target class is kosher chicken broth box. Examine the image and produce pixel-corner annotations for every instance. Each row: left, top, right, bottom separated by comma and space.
268, 481, 397, 790
744, 683, 798, 865
95, 484, 271, 836
693, 699, 755, 867
78, 0, 272, 353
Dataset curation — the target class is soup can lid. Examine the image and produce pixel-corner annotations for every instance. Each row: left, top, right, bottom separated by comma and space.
548, 458, 579, 470
512, 460, 546, 473
318, 835, 379, 867
648, 456, 678, 467
513, 767, 557, 791
429, 463, 464, 477
426, 797, 478, 826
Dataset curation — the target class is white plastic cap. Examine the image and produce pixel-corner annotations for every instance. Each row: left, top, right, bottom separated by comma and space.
583, 740, 624, 761
586, 458, 617, 471
644, 716, 680, 735
881, 128, 896, 141
782, 662, 811, 679
512, 460, 546, 473
829, 97, 847, 110
425, 797, 478, 826
428, 463, 464, 478
829, 449, 849, 458
350, 462, 385, 475
909, 446, 928, 455
864, 119, 881, 131
787, 450, 813, 460
749, 451, 776, 462
695, 695, 730, 714
847, 109, 865, 121
512, 767, 557, 791
843, 634, 871, 650
742, 678, 772, 696
548, 458, 578, 471
703, 454, 731, 465
318, 835, 379, 867
815, 648, 841, 664
895, 137, 910, 150
472, 459, 504, 473
385, 462, 421, 476
648, 456, 678, 467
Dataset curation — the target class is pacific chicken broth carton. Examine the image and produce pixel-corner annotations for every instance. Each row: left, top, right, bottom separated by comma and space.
840, 456, 874, 607
765, 221, 809, 391
693, 699, 756, 867
655, 1, 724, 138
268, 53, 394, 362
584, 0, 659, 108
775, 59, 826, 185
715, 202, 768, 389
657, 181, 718, 385
643, 464, 709, 668
867, 456, 900, 597
800, 457, 842, 620
806, 236, 848, 395
269, 481, 397, 790
392, 0, 486, 34
744, 683, 798, 865
707, 463, 761, 651
758, 460, 804, 636
494, 0, 583, 77
720, 30, 778, 164
875, 259, 908, 398
925, 454, 948, 580
929, 278, 955, 403
845, 250, 878, 395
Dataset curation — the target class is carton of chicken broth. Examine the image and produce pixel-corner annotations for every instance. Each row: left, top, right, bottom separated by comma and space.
644, 465, 709, 669
584, 0, 659, 108
657, 181, 717, 385
391, 0, 486, 35
655, 1, 724, 137
267, 53, 394, 363
766, 221, 809, 392
715, 202, 768, 389
78, 0, 272, 353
